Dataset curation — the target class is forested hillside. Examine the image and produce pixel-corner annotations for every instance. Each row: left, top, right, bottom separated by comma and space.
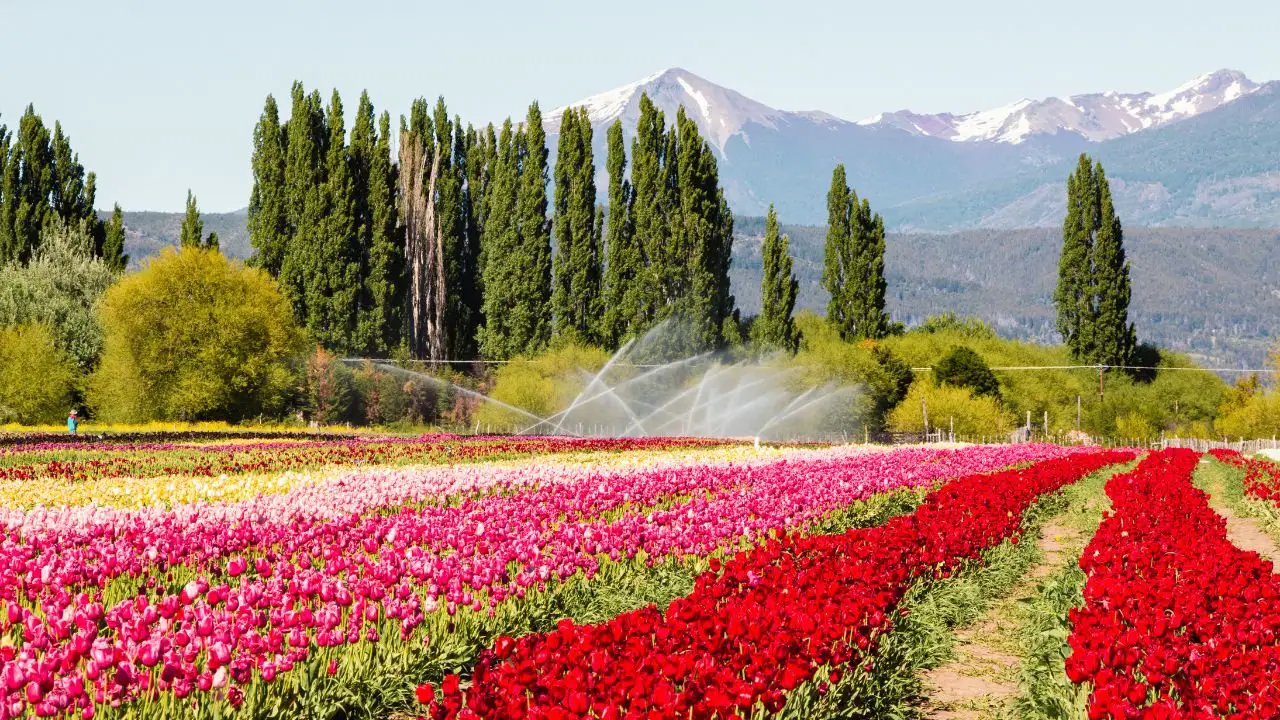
732, 220, 1280, 368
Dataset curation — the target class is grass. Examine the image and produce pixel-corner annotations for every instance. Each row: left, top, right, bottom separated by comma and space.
1010, 461, 1130, 720
771, 463, 1133, 720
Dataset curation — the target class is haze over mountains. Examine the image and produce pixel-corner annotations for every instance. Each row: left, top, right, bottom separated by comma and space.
545, 67, 1280, 229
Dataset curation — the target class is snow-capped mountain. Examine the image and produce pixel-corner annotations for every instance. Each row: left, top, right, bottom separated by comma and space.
543, 67, 1280, 228
545, 68, 789, 156
857, 69, 1260, 144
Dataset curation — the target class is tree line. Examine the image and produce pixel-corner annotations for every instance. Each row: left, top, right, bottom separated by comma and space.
0, 106, 126, 270
246, 87, 808, 362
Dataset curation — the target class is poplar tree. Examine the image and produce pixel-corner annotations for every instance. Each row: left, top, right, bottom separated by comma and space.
0, 107, 102, 263
601, 119, 638, 346
478, 120, 521, 358
462, 123, 490, 344
752, 204, 799, 353
823, 164, 889, 340
361, 111, 402, 355
179, 190, 204, 248
281, 84, 328, 320
1056, 154, 1135, 366
248, 95, 289, 275
432, 101, 469, 358
511, 103, 553, 354
551, 107, 602, 344
624, 96, 667, 337
102, 204, 128, 271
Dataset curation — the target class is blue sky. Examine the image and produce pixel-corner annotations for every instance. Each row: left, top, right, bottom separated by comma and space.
2, 0, 1276, 212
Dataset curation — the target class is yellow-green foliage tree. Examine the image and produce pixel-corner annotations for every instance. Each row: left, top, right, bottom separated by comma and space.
473, 344, 611, 432
89, 248, 305, 422
887, 381, 1013, 437
0, 324, 77, 424
782, 312, 913, 431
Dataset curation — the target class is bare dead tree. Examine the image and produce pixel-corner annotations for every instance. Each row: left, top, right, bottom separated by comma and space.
398, 130, 448, 360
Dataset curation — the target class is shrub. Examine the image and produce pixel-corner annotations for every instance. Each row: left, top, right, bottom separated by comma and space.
1114, 411, 1158, 441
473, 344, 611, 432
88, 248, 304, 422
887, 381, 1013, 438
304, 348, 356, 425
1216, 391, 1280, 439
934, 346, 1001, 399
0, 324, 77, 424
0, 219, 116, 370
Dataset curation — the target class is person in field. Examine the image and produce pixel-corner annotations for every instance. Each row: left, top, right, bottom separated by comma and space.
67, 409, 78, 435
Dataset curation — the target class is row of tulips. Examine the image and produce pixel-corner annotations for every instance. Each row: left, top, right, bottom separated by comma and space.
417, 449, 1133, 719
0, 436, 730, 484
0, 444, 1081, 718
1066, 449, 1280, 719
0, 444, 794, 512
1208, 448, 1280, 505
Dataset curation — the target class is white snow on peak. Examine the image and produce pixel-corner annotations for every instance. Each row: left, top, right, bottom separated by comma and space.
862, 69, 1261, 144
676, 76, 713, 121
545, 67, 785, 156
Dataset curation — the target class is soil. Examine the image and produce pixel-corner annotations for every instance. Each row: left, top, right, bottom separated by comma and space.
1201, 466, 1280, 567
921, 518, 1083, 719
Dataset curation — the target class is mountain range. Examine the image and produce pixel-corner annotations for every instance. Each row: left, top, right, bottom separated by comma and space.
545, 67, 1280, 229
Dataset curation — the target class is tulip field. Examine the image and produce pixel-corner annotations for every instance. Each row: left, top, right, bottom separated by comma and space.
6, 433, 1280, 718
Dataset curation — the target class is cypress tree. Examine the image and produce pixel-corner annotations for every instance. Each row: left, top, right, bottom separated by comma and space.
624, 96, 666, 337
0, 120, 13, 261
1056, 155, 1135, 366
7, 108, 55, 262
179, 190, 204, 248
248, 95, 288, 275
822, 165, 889, 340
1056, 154, 1096, 362
478, 119, 521, 359
462, 123, 491, 348
851, 192, 889, 338
281, 84, 328, 320
432, 100, 468, 358
551, 107, 602, 344
102, 203, 128, 271
451, 116, 481, 359
752, 204, 800, 353
348, 92, 377, 352
513, 103, 553, 354
601, 119, 637, 347
360, 110, 403, 355
307, 90, 359, 351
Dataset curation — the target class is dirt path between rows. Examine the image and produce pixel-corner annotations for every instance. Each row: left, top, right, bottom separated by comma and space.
921, 517, 1082, 719
1200, 462, 1280, 567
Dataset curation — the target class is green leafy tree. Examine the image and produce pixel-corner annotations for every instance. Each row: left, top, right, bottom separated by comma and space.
248, 95, 289, 275
204, 232, 219, 251
88, 247, 304, 422
101, 204, 128, 271
480, 106, 552, 359
280, 84, 328, 323
823, 164, 889, 341
934, 346, 1001, 399
751, 205, 800, 353
306, 90, 360, 352
462, 124, 491, 345
0, 218, 116, 370
0, 323, 77, 424
179, 190, 204, 248
0, 107, 103, 263
515, 103, 553, 353
1055, 154, 1136, 366
478, 120, 518, 358
357, 110, 403, 356
601, 119, 637, 346
551, 107, 603, 345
